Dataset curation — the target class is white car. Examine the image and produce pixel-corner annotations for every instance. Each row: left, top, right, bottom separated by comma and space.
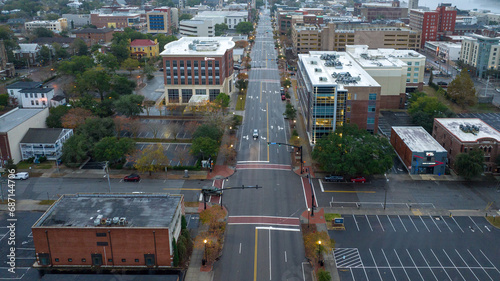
12, 172, 29, 180
253, 129, 259, 140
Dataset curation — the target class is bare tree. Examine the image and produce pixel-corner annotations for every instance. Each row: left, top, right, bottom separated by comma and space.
148, 120, 164, 139
169, 122, 182, 140
185, 121, 200, 137
143, 100, 156, 116
127, 118, 142, 138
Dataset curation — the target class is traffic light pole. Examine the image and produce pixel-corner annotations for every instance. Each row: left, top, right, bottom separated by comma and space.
267, 142, 303, 174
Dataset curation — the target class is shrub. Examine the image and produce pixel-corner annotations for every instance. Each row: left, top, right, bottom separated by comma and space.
38, 156, 47, 163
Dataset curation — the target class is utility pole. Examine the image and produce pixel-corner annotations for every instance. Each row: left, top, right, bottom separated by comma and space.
104, 161, 111, 193
267, 142, 303, 174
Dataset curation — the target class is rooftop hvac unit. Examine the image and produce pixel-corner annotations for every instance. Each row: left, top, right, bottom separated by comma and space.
319, 77, 328, 81
93, 218, 101, 226
315, 68, 322, 72
119, 217, 127, 225
310, 60, 317, 65
112, 217, 120, 224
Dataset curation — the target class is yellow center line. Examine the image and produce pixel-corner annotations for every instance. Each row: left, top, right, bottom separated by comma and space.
162, 188, 201, 191
267, 102, 269, 161
323, 190, 376, 193
254, 228, 258, 281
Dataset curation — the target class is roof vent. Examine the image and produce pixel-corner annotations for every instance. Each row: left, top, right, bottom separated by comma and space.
315, 68, 322, 72
310, 60, 318, 65
319, 77, 328, 81
459, 124, 480, 135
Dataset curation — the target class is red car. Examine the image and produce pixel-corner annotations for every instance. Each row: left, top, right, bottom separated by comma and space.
350, 177, 366, 183
124, 174, 141, 182
281, 94, 286, 100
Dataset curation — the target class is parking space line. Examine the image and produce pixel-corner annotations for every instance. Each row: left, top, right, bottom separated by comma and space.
398, 215, 408, 232
467, 249, 494, 281
387, 215, 396, 232
365, 215, 373, 231
407, 249, 427, 281
408, 216, 419, 232
381, 249, 397, 280
455, 250, 480, 280
442, 249, 467, 281
393, 249, 411, 281
369, 249, 383, 280
468, 216, 483, 233
376, 216, 384, 232
419, 216, 430, 232
430, 249, 453, 281
451, 217, 465, 233
350, 270, 356, 281
440, 216, 453, 232
479, 250, 500, 274
352, 215, 360, 231
429, 216, 441, 232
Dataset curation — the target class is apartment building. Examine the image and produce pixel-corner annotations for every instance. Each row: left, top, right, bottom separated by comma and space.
146, 7, 178, 34
25, 18, 68, 33
409, 3, 457, 48
160, 37, 235, 105
459, 34, 500, 77
354, 1, 408, 22
20, 128, 73, 161
73, 28, 114, 47
296, 51, 382, 144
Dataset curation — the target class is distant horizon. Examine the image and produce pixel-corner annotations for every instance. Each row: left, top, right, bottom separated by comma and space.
415, 0, 500, 14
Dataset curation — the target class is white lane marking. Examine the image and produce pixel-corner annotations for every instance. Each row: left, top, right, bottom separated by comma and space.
239, 243, 242, 254
430, 249, 453, 281
408, 215, 419, 232
468, 216, 483, 233
429, 215, 441, 232
311, 179, 318, 207
353, 215, 360, 231
369, 248, 383, 280
480, 250, 500, 274
419, 216, 430, 232
269, 229, 272, 280
467, 249, 494, 281
387, 215, 396, 232
300, 178, 308, 208
365, 215, 373, 231
285, 251, 287, 263
393, 249, 412, 281
442, 249, 466, 281
301, 262, 307, 281
319, 179, 324, 192
376, 216, 385, 232
381, 249, 397, 280
398, 215, 408, 232
440, 216, 453, 232
255, 226, 301, 232
455, 249, 480, 281
406, 249, 427, 281
452, 216, 465, 233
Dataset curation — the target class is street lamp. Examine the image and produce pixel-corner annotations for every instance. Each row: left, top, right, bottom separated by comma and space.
203, 239, 207, 265
307, 208, 311, 228
318, 240, 322, 264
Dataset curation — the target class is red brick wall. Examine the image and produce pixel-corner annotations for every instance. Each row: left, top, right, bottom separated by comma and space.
0, 133, 11, 165
390, 128, 413, 169
33, 227, 171, 267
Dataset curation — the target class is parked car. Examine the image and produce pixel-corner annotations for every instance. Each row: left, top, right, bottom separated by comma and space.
350, 177, 366, 183
436, 81, 448, 87
324, 175, 344, 182
12, 172, 29, 180
124, 174, 140, 182
281, 94, 286, 100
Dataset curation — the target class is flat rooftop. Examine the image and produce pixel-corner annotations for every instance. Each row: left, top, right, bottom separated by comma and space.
435, 118, 500, 142
161, 37, 235, 56
347, 46, 408, 68
392, 126, 446, 153
33, 194, 183, 228
0, 108, 45, 133
299, 51, 380, 89
197, 11, 248, 18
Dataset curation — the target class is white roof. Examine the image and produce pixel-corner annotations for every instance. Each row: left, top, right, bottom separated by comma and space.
392, 126, 446, 153
0, 108, 45, 132
160, 37, 235, 56
197, 11, 247, 18
299, 51, 380, 89
435, 118, 500, 142
18, 44, 40, 53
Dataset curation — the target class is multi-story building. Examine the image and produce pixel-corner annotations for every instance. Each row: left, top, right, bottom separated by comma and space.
129, 39, 159, 59
73, 28, 114, 47
196, 11, 248, 30
6, 82, 42, 104
297, 51, 382, 144
355, 1, 408, 22
0, 40, 15, 78
179, 19, 215, 37
20, 128, 73, 161
147, 7, 178, 34
62, 14, 91, 28
433, 118, 500, 173
160, 37, 235, 105
20, 88, 55, 108
459, 34, 500, 77
409, 3, 457, 48
90, 12, 141, 29
292, 24, 322, 54
14, 44, 40, 65
32, 193, 184, 267
424, 41, 462, 61
408, 0, 419, 10
319, 23, 421, 52
278, 12, 323, 35
25, 18, 68, 33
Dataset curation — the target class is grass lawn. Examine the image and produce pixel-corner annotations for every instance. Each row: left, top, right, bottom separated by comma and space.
422, 85, 500, 114
16, 161, 54, 169
236, 93, 246, 110
486, 216, 500, 229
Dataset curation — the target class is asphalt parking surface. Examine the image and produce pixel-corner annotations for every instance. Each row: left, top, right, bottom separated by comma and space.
131, 143, 196, 167
330, 215, 500, 281
120, 119, 195, 139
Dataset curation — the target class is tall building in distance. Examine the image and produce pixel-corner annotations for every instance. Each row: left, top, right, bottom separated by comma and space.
459, 34, 500, 77
408, 0, 419, 10
160, 37, 235, 105
409, 3, 456, 48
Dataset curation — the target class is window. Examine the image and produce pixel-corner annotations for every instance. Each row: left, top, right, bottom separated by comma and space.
122, 259, 126, 262
407, 62, 412, 66
97, 242, 108, 246
36, 100, 39, 105
135, 259, 140, 262
413, 79, 418, 83
25, 93, 28, 98
406, 79, 410, 82
368, 105, 376, 112
346, 106, 351, 112
68, 258, 73, 262
407, 73, 411, 77
415, 62, 419, 66
96, 233, 106, 237
108, 259, 113, 262
367, 117, 375, 124
196, 89, 206, 95
368, 93, 377, 100
30, 93, 33, 98
407, 67, 411, 71
81, 258, 86, 262
414, 73, 418, 77
347, 93, 351, 100
414, 67, 419, 71
55, 258, 59, 262
41, 93, 44, 98
31, 100, 34, 105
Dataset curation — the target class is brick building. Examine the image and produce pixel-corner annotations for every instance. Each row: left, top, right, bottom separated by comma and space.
32, 193, 184, 268
90, 12, 141, 29
160, 37, 235, 105
73, 28, 114, 47
355, 1, 409, 22
433, 118, 500, 173
409, 3, 457, 48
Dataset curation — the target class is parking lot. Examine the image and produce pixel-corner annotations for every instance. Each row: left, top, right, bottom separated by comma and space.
120, 119, 196, 139
129, 143, 197, 167
331, 215, 500, 281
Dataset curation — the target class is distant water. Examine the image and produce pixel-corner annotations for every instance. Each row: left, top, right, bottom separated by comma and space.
416, 0, 500, 13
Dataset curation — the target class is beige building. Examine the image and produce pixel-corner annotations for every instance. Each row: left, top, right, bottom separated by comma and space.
25, 18, 68, 33
292, 24, 322, 54
0, 108, 49, 166
459, 34, 500, 77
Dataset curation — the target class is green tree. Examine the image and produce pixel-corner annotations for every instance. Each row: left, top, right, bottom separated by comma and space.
72, 38, 88, 56
92, 137, 135, 162
283, 79, 292, 88
215, 23, 229, 36
113, 94, 144, 117
53, 42, 69, 60
312, 125, 395, 176
39, 45, 51, 65
46, 105, 70, 128
172, 237, 179, 266
179, 14, 193, 21
428, 69, 434, 85
214, 92, 230, 109
191, 137, 219, 160
34, 27, 54, 37
454, 149, 484, 180
317, 269, 331, 281
111, 75, 137, 96
154, 34, 177, 52
236, 21, 254, 35
0, 94, 8, 106
96, 53, 119, 71
407, 91, 427, 104
61, 134, 92, 167
56, 55, 95, 75
447, 69, 477, 107
110, 42, 130, 63
284, 103, 297, 120
133, 144, 169, 175
408, 96, 455, 133
235, 79, 248, 92
121, 58, 140, 75
93, 99, 115, 118
45, 13, 60, 21
76, 68, 111, 100
192, 124, 223, 142
78, 117, 115, 143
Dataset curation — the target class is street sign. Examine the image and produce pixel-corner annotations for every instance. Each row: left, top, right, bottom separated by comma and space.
334, 218, 344, 224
